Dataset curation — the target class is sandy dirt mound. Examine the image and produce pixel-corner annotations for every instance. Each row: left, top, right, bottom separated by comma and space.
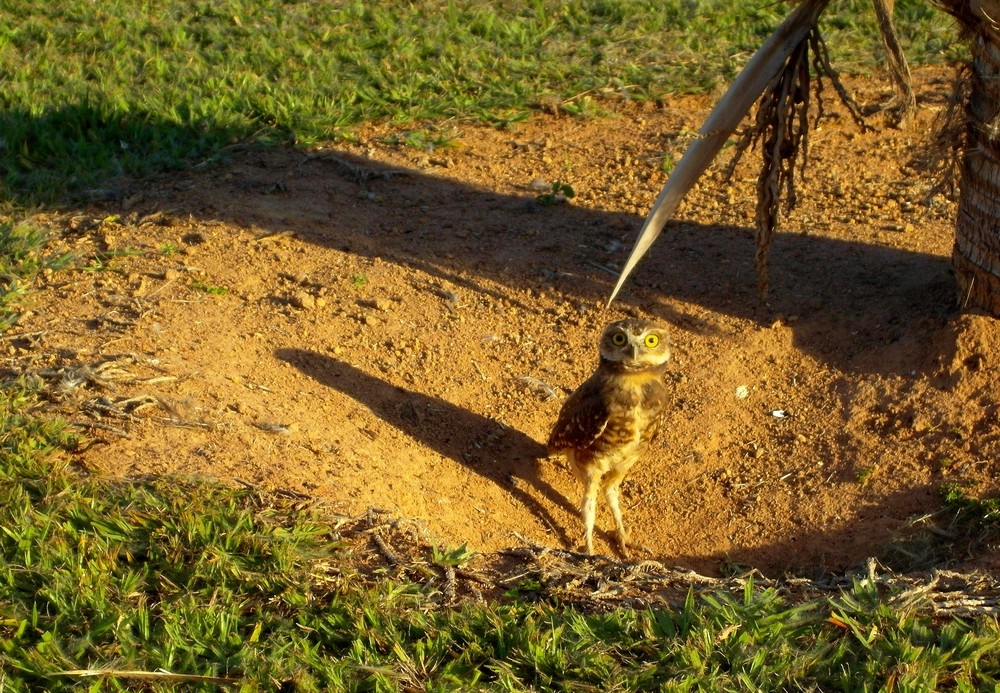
11, 67, 1000, 577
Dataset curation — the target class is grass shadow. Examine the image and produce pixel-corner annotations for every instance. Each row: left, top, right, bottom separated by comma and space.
1, 103, 270, 207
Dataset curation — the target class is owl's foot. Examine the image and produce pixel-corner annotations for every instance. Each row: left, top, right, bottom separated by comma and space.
615, 530, 655, 560
609, 529, 625, 558
623, 540, 653, 559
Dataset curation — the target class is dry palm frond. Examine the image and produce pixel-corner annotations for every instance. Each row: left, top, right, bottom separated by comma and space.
910, 64, 970, 201
872, 0, 916, 125
608, 0, 915, 303
607, 0, 831, 305
733, 36, 814, 296
919, 1, 999, 200
725, 26, 867, 295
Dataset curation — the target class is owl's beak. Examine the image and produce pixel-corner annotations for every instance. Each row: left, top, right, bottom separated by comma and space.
628, 344, 639, 359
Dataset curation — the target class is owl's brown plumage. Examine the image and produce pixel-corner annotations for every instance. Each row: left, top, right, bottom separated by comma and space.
548, 318, 670, 557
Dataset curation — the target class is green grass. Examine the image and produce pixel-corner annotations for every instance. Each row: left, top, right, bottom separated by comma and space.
942, 484, 1000, 543
190, 279, 229, 295
1, 420, 999, 690
0, 0, 959, 206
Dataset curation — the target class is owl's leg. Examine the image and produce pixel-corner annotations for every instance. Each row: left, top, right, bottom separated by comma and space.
567, 452, 600, 554
604, 486, 629, 557
579, 471, 601, 555
601, 471, 630, 557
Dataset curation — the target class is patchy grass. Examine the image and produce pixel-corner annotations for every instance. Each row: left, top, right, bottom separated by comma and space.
0, 221, 73, 329
0, 0, 958, 205
1, 435, 999, 690
535, 181, 577, 207
190, 279, 229, 295
943, 484, 1000, 532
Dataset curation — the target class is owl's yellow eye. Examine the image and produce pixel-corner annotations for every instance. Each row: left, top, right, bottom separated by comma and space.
644, 334, 660, 348
611, 332, 627, 346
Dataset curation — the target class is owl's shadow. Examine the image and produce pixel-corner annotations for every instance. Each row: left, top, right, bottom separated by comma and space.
275, 348, 575, 546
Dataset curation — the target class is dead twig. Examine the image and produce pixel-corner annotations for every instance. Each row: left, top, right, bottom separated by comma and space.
442, 564, 458, 604
71, 420, 130, 438
517, 376, 562, 402
154, 416, 219, 430
51, 669, 237, 685
372, 531, 400, 566
275, 510, 1000, 615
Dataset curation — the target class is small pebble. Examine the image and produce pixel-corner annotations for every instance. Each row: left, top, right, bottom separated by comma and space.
292, 291, 315, 309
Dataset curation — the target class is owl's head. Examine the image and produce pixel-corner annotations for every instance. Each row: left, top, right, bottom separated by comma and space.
598, 318, 670, 371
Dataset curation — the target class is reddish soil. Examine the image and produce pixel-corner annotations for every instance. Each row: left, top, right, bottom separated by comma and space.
12, 66, 1000, 577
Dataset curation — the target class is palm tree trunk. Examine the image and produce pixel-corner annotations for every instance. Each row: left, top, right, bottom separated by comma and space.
945, 2, 1000, 313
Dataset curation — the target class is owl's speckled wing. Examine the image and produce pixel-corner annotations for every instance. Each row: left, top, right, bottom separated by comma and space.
547, 375, 609, 453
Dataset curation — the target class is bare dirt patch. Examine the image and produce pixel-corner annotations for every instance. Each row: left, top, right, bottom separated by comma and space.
12, 67, 1000, 577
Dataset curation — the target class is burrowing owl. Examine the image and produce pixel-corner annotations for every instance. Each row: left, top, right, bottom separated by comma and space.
547, 318, 670, 557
